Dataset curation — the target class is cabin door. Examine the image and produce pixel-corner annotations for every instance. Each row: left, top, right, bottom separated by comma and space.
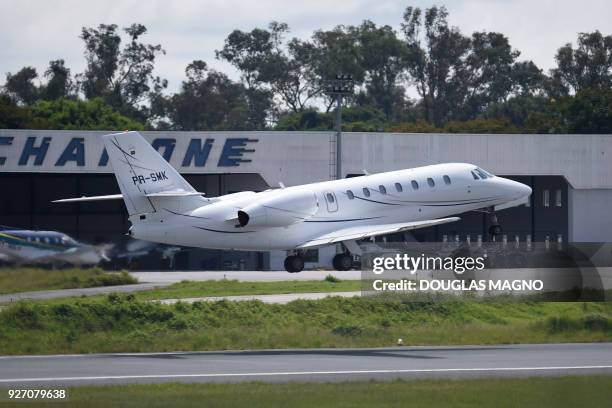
324, 191, 338, 212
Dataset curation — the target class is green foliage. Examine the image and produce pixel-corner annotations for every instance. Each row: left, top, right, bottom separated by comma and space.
79, 23, 166, 118
30, 97, 145, 130
387, 120, 439, 133
0, 295, 609, 355
0, 16, 609, 132
549, 30, 612, 97
523, 87, 612, 134
3, 66, 39, 105
162, 62, 267, 131
442, 118, 519, 133
0, 267, 137, 294
324, 274, 341, 283
388, 118, 519, 134
275, 106, 388, 131
275, 109, 332, 131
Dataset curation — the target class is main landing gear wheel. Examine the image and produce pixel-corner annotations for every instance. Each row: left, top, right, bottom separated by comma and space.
332, 253, 353, 271
284, 255, 304, 273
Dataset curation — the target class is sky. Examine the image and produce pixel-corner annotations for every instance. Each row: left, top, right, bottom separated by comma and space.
0, 0, 610, 94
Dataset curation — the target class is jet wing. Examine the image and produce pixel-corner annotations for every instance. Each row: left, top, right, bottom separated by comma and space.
296, 217, 460, 249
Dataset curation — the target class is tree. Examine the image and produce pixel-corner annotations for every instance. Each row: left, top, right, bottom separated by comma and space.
511, 61, 545, 96
549, 30, 612, 96
3, 67, 39, 105
485, 95, 548, 126
351, 21, 408, 120
560, 87, 612, 133
165, 60, 267, 131
42, 59, 73, 100
217, 22, 318, 114
310, 26, 364, 112
77, 23, 166, 119
401, 5, 471, 126
463, 31, 520, 118
30, 97, 144, 130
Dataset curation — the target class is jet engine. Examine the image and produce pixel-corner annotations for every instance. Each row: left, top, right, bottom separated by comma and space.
237, 190, 319, 228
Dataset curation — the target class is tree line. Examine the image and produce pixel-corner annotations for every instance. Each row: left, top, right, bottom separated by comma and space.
1, 5, 610, 133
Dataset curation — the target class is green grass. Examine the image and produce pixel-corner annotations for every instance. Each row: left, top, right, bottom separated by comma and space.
0, 267, 137, 294
5, 376, 611, 407
0, 294, 610, 355
134, 278, 359, 301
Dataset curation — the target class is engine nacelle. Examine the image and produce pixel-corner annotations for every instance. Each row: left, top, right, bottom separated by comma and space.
237, 189, 319, 228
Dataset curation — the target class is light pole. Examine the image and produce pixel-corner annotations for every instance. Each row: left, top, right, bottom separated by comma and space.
325, 74, 354, 180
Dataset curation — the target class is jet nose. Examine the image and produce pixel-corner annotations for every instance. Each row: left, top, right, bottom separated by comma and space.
511, 180, 532, 198
521, 183, 532, 197
500, 178, 532, 199
513, 181, 531, 197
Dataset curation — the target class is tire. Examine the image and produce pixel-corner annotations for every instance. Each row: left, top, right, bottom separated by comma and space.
333, 254, 353, 271
284, 255, 304, 273
489, 224, 502, 236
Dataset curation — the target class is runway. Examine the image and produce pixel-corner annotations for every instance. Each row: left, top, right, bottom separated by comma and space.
1, 343, 610, 386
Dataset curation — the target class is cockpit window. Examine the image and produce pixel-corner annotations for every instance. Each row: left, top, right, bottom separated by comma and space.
471, 171, 480, 180
474, 167, 494, 179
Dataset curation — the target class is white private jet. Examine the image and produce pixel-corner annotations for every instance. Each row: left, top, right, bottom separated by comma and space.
54, 131, 532, 272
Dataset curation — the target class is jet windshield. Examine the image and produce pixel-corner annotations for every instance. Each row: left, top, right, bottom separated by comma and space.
473, 167, 495, 179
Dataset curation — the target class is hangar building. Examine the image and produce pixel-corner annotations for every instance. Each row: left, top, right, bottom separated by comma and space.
0, 129, 610, 270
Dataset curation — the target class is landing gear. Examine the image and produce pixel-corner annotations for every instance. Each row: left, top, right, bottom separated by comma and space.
488, 214, 503, 237
332, 253, 353, 271
284, 254, 304, 273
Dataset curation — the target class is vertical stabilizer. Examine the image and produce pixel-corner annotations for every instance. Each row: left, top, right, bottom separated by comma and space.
103, 131, 204, 216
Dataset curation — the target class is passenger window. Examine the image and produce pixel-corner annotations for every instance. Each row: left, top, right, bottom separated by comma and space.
395, 183, 403, 192
346, 190, 354, 200
427, 178, 435, 187
411, 180, 419, 190
326, 193, 335, 203
379, 185, 387, 195
443, 175, 451, 185
363, 187, 370, 197
471, 171, 479, 180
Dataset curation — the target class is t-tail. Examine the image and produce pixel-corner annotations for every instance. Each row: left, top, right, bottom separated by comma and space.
54, 131, 206, 219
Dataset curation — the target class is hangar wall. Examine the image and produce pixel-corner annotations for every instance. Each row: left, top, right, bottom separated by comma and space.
0, 129, 610, 271
568, 189, 612, 242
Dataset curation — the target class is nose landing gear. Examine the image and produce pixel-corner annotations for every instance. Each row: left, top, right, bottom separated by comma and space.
488, 214, 503, 237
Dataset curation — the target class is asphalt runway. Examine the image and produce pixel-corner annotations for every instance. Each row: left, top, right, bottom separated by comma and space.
0, 343, 610, 386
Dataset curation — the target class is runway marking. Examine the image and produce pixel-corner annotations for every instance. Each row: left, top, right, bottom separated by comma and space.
1, 365, 612, 383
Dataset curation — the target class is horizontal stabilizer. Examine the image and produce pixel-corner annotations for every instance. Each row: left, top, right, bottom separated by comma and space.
297, 217, 460, 249
145, 191, 205, 198
54, 191, 205, 203
53, 194, 124, 203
